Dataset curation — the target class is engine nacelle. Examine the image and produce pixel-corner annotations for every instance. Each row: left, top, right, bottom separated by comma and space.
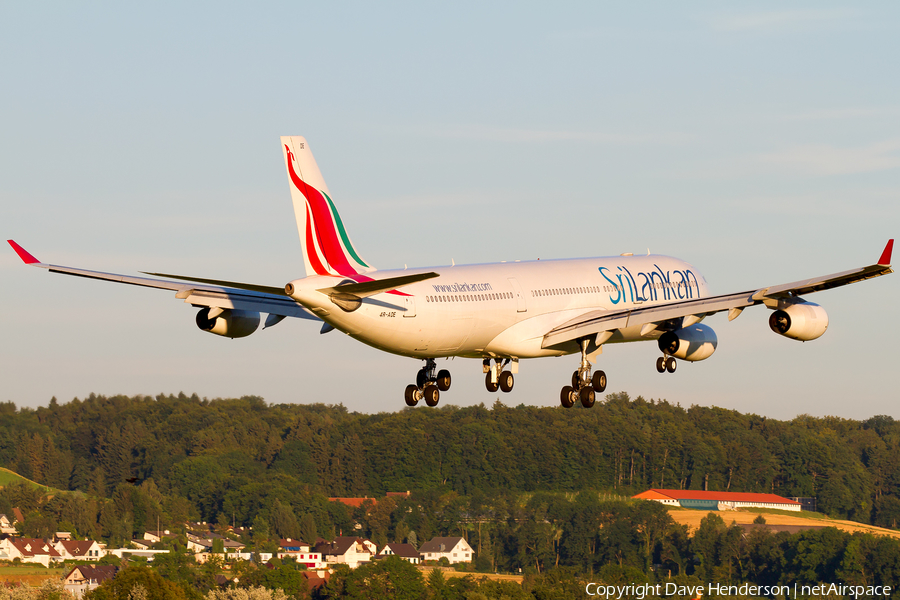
657, 323, 718, 362
196, 308, 260, 338
768, 302, 828, 341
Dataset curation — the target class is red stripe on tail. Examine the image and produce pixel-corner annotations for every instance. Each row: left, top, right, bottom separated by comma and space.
286, 146, 358, 277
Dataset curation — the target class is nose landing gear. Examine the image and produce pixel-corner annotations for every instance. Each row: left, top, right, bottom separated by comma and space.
560, 339, 606, 409
404, 358, 450, 407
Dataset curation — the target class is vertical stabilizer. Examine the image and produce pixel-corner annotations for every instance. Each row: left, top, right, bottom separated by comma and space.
281, 136, 374, 277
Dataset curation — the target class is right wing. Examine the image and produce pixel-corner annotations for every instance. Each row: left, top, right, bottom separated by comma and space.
7, 240, 318, 321
542, 240, 894, 350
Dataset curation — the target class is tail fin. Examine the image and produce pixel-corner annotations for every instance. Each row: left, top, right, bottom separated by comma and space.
281, 136, 374, 277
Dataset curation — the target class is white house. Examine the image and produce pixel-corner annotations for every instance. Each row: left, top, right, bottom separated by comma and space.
63, 565, 118, 599
0, 537, 62, 567
315, 537, 376, 569
54, 540, 105, 561
278, 539, 326, 569
377, 543, 421, 564
419, 537, 474, 564
0, 514, 17, 535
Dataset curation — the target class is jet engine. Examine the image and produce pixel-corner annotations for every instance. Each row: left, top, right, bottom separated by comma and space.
196, 308, 260, 338
768, 301, 828, 341
657, 323, 718, 361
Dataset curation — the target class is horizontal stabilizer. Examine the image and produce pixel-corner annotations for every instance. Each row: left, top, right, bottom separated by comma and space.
317, 272, 440, 298
142, 272, 288, 297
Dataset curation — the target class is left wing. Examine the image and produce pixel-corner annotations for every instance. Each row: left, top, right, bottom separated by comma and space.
542, 240, 894, 350
7, 240, 318, 321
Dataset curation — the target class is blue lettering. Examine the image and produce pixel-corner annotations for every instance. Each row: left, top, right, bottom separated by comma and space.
685, 269, 698, 299
672, 270, 687, 299
620, 266, 646, 302
599, 267, 622, 304
653, 265, 672, 300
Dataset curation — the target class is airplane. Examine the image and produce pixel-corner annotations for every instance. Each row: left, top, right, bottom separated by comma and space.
8, 136, 895, 409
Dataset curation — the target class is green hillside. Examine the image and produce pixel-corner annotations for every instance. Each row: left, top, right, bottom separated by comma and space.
0, 467, 56, 493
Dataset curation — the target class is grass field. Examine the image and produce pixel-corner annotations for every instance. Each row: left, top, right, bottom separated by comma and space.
668, 507, 900, 539
0, 468, 56, 493
0, 565, 65, 587
416, 566, 525, 583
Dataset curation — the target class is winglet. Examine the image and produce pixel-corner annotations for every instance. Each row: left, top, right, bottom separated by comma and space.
7, 240, 41, 265
878, 239, 893, 266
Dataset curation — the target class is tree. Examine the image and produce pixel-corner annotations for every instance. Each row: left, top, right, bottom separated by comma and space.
206, 588, 289, 600
343, 555, 426, 600
85, 565, 191, 600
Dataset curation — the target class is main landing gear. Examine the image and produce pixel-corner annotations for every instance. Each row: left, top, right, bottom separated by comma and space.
484, 358, 515, 394
656, 355, 677, 374
404, 358, 451, 407
560, 339, 607, 409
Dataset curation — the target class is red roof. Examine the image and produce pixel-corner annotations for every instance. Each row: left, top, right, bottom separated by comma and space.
328, 497, 376, 508
12, 538, 62, 557
634, 489, 800, 505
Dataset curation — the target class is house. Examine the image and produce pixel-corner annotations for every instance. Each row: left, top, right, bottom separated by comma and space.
143, 529, 176, 544
302, 570, 330, 594
315, 536, 376, 569
377, 543, 421, 564
633, 489, 802, 512
63, 565, 118, 599
54, 539, 105, 561
419, 537, 474, 564
185, 531, 246, 555
1, 537, 63, 566
0, 514, 16, 534
277, 539, 326, 569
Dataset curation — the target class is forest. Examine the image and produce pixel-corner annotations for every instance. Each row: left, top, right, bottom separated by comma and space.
2, 392, 900, 598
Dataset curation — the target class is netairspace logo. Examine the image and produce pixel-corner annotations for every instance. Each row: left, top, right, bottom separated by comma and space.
584, 582, 893, 599
431, 282, 493, 293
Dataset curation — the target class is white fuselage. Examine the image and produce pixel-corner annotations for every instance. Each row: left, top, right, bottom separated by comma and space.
288, 254, 709, 360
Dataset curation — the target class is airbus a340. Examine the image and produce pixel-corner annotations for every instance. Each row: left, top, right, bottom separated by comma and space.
9, 136, 894, 408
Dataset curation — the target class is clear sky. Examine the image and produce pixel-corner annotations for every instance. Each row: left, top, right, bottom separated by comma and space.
2, 2, 898, 419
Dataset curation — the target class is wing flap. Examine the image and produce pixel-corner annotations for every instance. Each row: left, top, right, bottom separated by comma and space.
542, 240, 894, 350
541, 290, 758, 349
40, 263, 317, 321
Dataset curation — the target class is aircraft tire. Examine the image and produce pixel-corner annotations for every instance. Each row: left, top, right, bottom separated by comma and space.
499, 371, 514, 393
485, 372, 499, 393
580, 386, 596, 408
592, 370, 607, 393
666, 357, 677, 373
437, 369, 451, 391
560, 386, 575, 408
424, 384, 440, 407
571, 370, 581, 389
656, 357, 666, 373
416, 368, 428, 388
404, 384, 419, 407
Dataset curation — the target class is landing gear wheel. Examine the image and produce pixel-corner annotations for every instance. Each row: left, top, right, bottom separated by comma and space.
656, 357, 666, 373
560, 386, 576, 408
416, 368, 428, 388
499, 371, 514, 393
666, 357, 677, 373
437, 369, 452, 392
424, 384, 440, 407
580, 386, 596, 408
572, 370, 581, 389
485, 372, 499, 393
592, 370, 607, 393
404, 384, 420, 407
